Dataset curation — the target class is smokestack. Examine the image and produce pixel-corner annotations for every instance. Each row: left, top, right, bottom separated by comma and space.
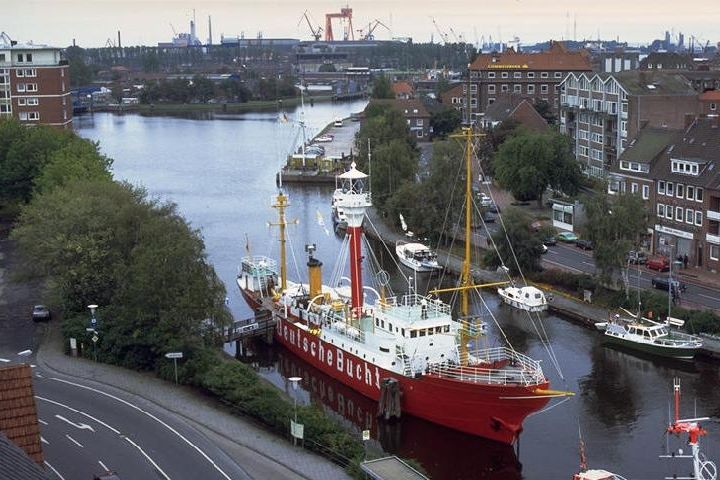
117, 30, 121, 49
208, 16, 213, 45
190, 20, 196, 44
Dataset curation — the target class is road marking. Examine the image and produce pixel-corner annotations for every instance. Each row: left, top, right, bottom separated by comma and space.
98, 460, 110, 472
547, 249, 559, 255
542, 259, 583, 273
0, 358, 9, 363
41, 436, 49, 445
38, 418, 48, 425
66, 434, 84, 448
698, 293, 720, 302
36, 373, 44, 378
37, 396, 120, 434
582, 261, 595, 267
45, 461, 65, 480
55, 414, 96, 432
50, 377, 233, 480
125, 436, 171, 480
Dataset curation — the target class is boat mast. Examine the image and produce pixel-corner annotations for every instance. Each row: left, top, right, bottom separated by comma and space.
461, 125, 473, 317
271, 191, 290, 292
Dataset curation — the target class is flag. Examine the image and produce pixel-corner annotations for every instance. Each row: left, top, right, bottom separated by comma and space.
316, 210, 330, 236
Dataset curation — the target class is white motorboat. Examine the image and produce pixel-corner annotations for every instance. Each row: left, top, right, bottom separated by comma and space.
497, 285, 548, 312
395, 241, 442, 272
331, 188, 348, 230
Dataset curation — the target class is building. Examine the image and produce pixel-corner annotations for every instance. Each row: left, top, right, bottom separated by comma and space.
596, 49, 641, 73
391, 81, 414, 99
559, 71, 698, 177
699, 90, 720, 115
0, 365, 44, 466
469, 41, 592, 117
364, 98, 431, 140
0, 36, 72, 128
479, 94, 549, 132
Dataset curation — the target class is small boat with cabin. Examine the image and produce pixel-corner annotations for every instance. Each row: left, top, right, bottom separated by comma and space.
395, 240, 441, 272
237, 256, 278, 311
497, 285, 548, 312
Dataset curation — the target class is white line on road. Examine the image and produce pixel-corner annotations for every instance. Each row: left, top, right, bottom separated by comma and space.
98, 460, 110, 472
698, 293, 720, 302
45, 461, 66, 480
37, 395, 120, 434
50, 377, 233, 480
38, 418, 48, 425
582, 261, 595, 267
66, 434, 84, 448
55, 414, 96, 432
546, 249, 559, 255
0, 358, 9, 363
542, 259, 583, 273
41, 436, 49, 445
125, 436, 171, 480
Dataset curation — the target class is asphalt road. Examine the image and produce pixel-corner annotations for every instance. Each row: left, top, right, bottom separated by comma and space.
541, 241, 720, 311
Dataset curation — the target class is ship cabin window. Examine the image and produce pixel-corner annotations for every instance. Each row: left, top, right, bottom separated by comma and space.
444, 325, 450, 333
379, 347, 390, 353
419, 329, 427, 337
388, 323, 393, 331
411, 330, 417, 338
435, 326, 442, 334
401, 328, 406, 337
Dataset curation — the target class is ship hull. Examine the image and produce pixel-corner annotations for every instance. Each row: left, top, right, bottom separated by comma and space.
237, 282, 264, 311
274, 314, 550, 444
602, 334, 698, 360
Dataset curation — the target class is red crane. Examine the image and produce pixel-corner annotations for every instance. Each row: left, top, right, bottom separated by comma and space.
325, 6, 354, 42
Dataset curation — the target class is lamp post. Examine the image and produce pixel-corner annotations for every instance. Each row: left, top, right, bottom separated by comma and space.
288, 376, 302, 446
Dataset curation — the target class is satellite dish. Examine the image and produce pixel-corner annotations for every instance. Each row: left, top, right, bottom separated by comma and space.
376, 270, 390, 286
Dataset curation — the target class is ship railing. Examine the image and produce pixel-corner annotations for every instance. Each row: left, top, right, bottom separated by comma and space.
318, 310, 367, 344
375, 294, 450, 317
657, 332, 702, 348
240, 255, 278, 275
425, 347, 546, 386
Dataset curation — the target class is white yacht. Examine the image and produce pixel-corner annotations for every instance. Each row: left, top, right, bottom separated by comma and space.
395, 241, 442, 272
497, 285, 548, 312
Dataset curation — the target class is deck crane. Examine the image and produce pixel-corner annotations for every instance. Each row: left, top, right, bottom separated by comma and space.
298, 10, 323, 41
431, 18, 450, 44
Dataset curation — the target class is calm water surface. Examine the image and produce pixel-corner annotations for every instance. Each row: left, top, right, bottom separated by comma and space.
76, 107, 720, 480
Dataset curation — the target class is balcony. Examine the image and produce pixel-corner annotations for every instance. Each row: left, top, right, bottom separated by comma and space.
706, 233, 720, 245
708, 210, 720, 221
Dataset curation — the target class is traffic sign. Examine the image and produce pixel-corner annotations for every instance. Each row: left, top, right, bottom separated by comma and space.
362, 430, 370, 441
165, 352, 183, 359
85, 328, 96, 332
91, 318, 97, 326
91, 335, 99, 343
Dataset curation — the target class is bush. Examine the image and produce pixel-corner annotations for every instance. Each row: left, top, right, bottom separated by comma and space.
530, 269, 597, 295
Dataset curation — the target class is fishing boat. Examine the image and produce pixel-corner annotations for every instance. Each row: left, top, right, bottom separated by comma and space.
237, 256, 278, 311
241, 127, 572, 445
497, 285, 548, 312
395, 240, 441, 272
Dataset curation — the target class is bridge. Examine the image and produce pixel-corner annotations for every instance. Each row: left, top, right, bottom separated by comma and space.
223, 310, 274, 343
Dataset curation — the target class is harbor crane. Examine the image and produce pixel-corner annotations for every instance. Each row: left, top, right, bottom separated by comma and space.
431, 18, 449, 44
298, 10, 323, 41
325, 6, 354, 42
358, 19, 390, 41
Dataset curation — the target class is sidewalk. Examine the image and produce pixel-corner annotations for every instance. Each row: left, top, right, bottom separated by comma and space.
36, 322, 352, 480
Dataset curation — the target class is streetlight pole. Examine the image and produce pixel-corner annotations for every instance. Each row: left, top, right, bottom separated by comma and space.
288, 376, 302, 446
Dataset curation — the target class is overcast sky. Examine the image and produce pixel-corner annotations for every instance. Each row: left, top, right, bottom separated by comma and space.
6, 0, 720, 48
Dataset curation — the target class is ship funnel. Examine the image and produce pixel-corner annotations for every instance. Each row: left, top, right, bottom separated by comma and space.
306, 244, 323, 300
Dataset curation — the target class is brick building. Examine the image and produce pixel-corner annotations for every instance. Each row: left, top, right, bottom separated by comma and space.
0, 37, 72, 128
479, 94, 549, 132
699, 90, 720, 114
559, 71, 698, 177
469, 41, 592, 117
364, 98, 432, 140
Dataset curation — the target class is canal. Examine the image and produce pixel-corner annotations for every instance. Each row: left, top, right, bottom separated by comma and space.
75, 105, 720, 480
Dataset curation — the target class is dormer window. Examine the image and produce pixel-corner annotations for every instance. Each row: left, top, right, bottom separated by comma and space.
671, 159, 700, 176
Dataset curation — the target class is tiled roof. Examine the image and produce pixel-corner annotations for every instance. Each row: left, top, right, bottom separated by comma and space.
613, 70, 697, 96
470, 41, 591, 71
0, 365, 43, 465
0, 432, 49, 480
391, 81, 413, 95
616, 127, 681, 168
366, 98, 430, 118
700, 90, 720, 101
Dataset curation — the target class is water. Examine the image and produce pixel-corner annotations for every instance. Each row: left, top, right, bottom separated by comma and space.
76, 107, 720, 480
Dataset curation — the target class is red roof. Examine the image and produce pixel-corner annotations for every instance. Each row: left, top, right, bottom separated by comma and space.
391, 81, 414, 95
471, 41, 591, 71
699, 90, 720, 101
0, 365, 43, 465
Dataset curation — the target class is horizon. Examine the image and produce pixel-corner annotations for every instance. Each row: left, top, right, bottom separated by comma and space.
5, 0, 720, 50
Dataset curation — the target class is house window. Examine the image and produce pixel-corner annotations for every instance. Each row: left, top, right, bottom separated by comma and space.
631, 183, 638, 194
686, 208, 693, 224
488, 72, 496, 78
26, 53, 32, 62
417, 130, 423, 138
554, 72, 563, 78
711, 103, 717, 111
696, 188, 703, 202
677, 184, 684, 198
501, 84, 509, 92
667, 205, 675, 220
24, 69, 36, 77
658, 181, 665, 194
28, 112, 39, 121
470, 84, 477, 92
17, 54, 24, 62
27, 97, 38, 106
488, 85, 496, 94
0, 53, 5, 62
514, 84, 522, 93
16, 69, 24, 77
541, 72, 549, 78
657, 204, 665, 217
527, 72, 535, 78
514, 72, 522, 79
17, 83, 25, 92
674, 206, 682, 221
642, 185, 649, 200
488, 98, 495, 104
19, 111, 28, 120
527, 84, 535, 94
687, 185, 695, 200
26, 83, 37, 92
17, 98, 26, 106
666, 182, 674, 196
501, 72, 509, 79
711, 245, 720, 261
541, 84, 549, 94
695, 211, 703, 226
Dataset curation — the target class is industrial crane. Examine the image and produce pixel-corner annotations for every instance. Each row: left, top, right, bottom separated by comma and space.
431, 18, 449, 44
298, 10, 322, 41
325, 6, 354, 42
360, 19, 390, 41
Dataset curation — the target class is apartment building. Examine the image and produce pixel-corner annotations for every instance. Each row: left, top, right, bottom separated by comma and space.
469, 41, 592, 117
559, 71, 698, 177
0, 37, 72, 128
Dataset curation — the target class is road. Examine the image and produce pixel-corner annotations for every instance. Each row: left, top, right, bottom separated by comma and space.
541, 242, 720, 310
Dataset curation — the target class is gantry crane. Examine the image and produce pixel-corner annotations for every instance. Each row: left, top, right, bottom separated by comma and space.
298, 10, 323, 41
325, 6, 354, 42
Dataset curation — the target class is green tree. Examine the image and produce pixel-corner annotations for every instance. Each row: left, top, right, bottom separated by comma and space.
533, 99, 557, 125
34, 139, 113, 194
582, 192, 649, 285
430, 107, 462, 138
370, 75, 394, 99
483, 207, 544, 275
142, 52, 160, 73
191, 75, 215, 102
65, 46, 94, 87
494, 131, 582, 206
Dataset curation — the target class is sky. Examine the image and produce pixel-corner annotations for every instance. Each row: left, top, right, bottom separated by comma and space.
5, 0, 720, 49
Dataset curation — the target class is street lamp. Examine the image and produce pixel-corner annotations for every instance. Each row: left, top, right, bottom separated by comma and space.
288, 376, 302, 446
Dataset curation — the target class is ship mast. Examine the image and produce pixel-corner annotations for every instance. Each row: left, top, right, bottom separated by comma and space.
271, 191, 290, 292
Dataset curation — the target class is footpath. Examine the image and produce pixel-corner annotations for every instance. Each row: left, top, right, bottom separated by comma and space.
36, 323, 352, 480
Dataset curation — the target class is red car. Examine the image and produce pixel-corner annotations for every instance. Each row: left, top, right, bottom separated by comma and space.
646, 256, 670, 272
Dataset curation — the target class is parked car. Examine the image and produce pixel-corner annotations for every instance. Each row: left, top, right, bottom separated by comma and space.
556, 231, 579, 242
627, 250, 647, 264
575, 239, 594, 250
537, 244, 549, 254
477, 193, 493, 207
543, 236, 557, 246
646, 256, 670, 272
651, 276, 686, 293
32, 305, 51, 322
